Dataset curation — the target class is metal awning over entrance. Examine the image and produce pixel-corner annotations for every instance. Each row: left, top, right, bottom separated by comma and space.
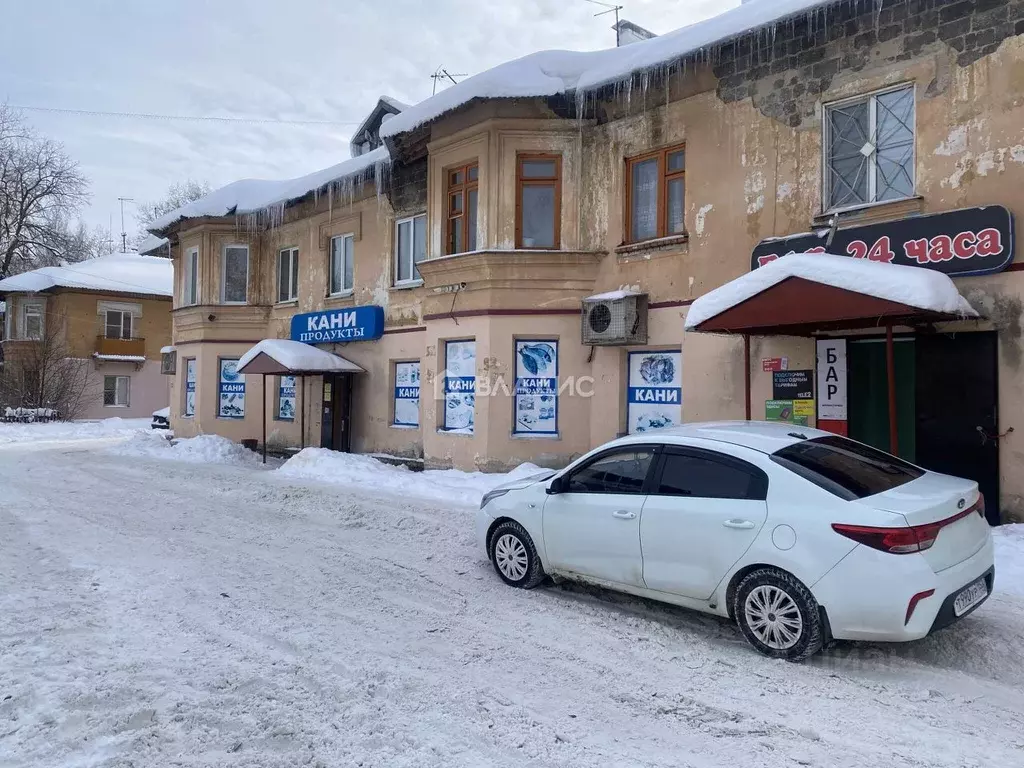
236, 339, 365, 462
684, 254, 980, 453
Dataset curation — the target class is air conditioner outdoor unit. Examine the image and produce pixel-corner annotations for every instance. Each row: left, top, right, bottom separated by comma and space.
581, 291, 648, 346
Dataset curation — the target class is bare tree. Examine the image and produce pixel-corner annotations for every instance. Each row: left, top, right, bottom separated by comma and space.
134, 179, 210, 245
0, 308, 94, 419
0, 106, 90, 279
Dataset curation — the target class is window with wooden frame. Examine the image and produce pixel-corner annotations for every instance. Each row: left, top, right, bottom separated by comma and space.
445, 162, 478, 255
625, 144, 686, 243
278, 247, 299, 303
515, 154, 561, 249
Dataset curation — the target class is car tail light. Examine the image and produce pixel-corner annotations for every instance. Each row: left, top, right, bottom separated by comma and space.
832, 498, 984, 555
905, 589, 935, 625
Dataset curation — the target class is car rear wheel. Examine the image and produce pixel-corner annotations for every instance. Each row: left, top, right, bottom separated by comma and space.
733, 567, 823, 661
488, 521, 544, 589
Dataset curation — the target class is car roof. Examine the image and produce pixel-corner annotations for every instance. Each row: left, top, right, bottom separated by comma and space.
615, 421, 835, 455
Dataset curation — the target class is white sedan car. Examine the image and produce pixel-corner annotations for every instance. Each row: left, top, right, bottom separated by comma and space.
477, 422, 994, 661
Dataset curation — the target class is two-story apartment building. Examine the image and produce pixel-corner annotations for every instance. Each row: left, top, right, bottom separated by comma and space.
152, 0, 1024, 520
0, 253, 173, 419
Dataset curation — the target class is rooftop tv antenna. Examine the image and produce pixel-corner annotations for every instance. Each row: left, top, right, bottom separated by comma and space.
431, 66, 466, 95
583, 0, 625, 46
117, 197, 134, 253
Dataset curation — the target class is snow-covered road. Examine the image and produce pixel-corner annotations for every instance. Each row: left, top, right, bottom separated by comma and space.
2, 445, 1024, 767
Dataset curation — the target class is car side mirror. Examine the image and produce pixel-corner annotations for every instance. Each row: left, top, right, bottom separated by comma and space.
546, 476, 565, 495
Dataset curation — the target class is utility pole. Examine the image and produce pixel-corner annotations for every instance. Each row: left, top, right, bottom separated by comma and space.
117, 197, 134, 253
583, 0, 624, 46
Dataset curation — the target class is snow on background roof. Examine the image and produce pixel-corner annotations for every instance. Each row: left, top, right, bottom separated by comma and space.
237, 338, 365, 374
0, 253, 173, 297
684, 253, 979, 329
148, 146, 390, 232
381, 0, 832, 140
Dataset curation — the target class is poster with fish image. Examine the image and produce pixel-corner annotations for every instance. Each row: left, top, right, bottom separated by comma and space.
184, 358, 196, 417
627, 350, 681, 434
393, 361, 421, 427
443, 341, 476, 432
218, 358, 245, 419
514, 340, 558, 435
278, 376, 296, 421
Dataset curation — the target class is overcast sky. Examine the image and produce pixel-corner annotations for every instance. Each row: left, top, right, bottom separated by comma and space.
0, 0, 734, 241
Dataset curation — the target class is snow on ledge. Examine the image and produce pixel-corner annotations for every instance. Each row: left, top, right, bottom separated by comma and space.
684, 253, 979, 330
160, 345, 176, 354
93, 353, 147, 363
237, 338, 364, 374
380, 0, 833, 140
586, 289, 641, 301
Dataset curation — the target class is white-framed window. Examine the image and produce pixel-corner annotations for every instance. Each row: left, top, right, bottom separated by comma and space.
21, 301, 44, 340
278, 247, 299, 303
329, 234, 354, 296
103, 375, 130, 407
182, 247, 199, 306
104, 309, 133, 339
394, 214, 426, 285
221, 245, 249, 304
824, 84, 915, 212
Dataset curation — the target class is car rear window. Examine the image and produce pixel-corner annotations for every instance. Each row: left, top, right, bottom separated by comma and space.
771, 435, 924, 500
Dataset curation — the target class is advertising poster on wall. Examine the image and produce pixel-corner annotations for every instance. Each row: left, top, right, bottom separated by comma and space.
816, 339, 848, 421
444, 341, 476, 432
218, 359, 245, 419
394, 362, 421, 427
627, 350, 682, 434
184, 359, 196, 417
514, 341, 558, 435
278, 376, 296, 421
766, 399, 814, 426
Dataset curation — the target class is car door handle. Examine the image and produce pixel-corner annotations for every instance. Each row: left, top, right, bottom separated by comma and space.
612, 509, 637, 520
723, 519, 756, 530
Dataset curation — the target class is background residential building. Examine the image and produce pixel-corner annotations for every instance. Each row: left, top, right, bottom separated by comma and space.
0, 253, 173, 419
151, 0, 1024, 520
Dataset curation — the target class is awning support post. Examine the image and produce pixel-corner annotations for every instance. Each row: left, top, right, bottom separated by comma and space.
262, 373, 268, 465
743, 334, 752, 421
300, 375, 306, 450
886, 324, 898, 455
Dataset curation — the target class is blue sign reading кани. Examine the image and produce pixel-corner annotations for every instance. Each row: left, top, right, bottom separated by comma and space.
290, 305, 385, 344
629, 387, 681, 404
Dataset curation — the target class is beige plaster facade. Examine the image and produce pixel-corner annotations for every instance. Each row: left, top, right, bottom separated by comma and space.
158, 16, 1024, 519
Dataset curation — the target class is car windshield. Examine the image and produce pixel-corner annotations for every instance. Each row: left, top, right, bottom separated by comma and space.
771, 435, 924, 500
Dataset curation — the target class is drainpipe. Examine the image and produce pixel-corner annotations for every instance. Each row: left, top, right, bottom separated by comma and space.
886, 323, 898, 455
744, 334, 752, 421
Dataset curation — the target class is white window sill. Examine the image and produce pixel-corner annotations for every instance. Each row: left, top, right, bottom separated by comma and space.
390, 423, 420, 430
436, 428, 474, 437
219, 301, 249, 306
391, 280, 424, 291
274, 299, 299, 308
103, 404, 130, 409
326, 291, 354, 300
511, 432, 561, 440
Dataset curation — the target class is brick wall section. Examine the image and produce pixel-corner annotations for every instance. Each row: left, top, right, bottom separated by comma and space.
388, 158, 428, 216
713, 0, 1023, 127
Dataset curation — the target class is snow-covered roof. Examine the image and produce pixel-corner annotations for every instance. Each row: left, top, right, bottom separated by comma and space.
148, 146, 390, 232
349, 96, 407, 159
138, 234, 170, 255
237, 339, 365, 374
160, 345, 176, 354
0, 253, 173, 298
381, 0, 832, 140
684, 253, 979, 330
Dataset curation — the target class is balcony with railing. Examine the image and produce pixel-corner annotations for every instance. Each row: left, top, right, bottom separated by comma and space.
95, 335, 146, 358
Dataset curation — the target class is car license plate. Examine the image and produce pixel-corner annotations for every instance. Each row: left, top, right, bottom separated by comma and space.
953, 578, 988, 617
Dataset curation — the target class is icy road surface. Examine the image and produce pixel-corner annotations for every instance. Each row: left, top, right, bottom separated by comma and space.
2, 445, 1024, 767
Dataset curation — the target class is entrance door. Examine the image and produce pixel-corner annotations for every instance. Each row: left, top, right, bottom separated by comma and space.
848, 338, 917, 461
320, 374, 352, 452
916, 333, 1000, 524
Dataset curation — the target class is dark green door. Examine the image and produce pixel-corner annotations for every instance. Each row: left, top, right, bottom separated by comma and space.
848, 338, 916, 461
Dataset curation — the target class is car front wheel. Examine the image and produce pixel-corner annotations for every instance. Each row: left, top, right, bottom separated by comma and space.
488, 521, 544, 589
733, 567, 823, 661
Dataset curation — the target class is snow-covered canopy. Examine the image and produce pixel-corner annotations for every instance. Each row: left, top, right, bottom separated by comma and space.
381, 0, 832, 140
0, 253, 173, 298
137, 234, 170, 255
148, 146, 390, 233
236, 339, 365, 375
684, 253, 979, 330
